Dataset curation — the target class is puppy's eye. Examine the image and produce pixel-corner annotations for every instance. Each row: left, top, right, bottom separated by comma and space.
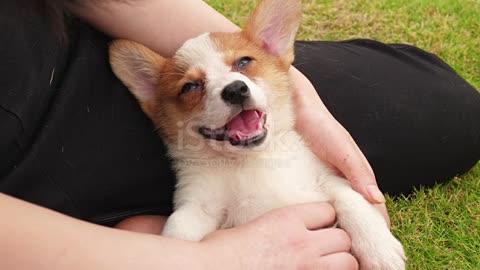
234, 56, 254, 70
180, 82, 201, 95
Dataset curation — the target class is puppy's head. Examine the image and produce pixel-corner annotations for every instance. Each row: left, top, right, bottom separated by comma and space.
109, 0, 301, 156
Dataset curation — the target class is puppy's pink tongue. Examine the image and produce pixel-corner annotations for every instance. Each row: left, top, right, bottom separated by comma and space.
226, 110, 263, 141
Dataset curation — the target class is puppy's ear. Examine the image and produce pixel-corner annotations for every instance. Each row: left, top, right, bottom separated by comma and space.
243, 0, 302, 64
109, 40, 165, 110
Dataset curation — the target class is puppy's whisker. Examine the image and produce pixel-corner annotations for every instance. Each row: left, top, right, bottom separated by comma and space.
182, 112, 203, 124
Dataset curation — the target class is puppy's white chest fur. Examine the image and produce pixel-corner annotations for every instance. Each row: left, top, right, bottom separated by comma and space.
218, 136, 329, 228
170, 133, 326, 229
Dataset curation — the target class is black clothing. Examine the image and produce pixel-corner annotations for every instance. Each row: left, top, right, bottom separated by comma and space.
1, 2, 479, 226
295, 40, 480, 196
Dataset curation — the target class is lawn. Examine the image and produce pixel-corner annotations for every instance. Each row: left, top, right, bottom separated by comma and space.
207, 0, 480, 269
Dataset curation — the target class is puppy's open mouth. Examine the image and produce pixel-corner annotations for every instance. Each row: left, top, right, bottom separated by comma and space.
198, 110, 267, 147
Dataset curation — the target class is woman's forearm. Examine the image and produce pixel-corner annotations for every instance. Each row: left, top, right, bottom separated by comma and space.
69, 0, 239, 56
69, 0, 329, 111
0, 193, 209, 270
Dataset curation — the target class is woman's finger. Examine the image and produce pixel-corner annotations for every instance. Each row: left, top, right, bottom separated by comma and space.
314, 252, 359, 270
275, 202, 337, 230
309, 228, 352, 255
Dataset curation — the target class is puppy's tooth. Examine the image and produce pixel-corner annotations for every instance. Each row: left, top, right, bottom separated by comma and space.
236, 131, 243, 141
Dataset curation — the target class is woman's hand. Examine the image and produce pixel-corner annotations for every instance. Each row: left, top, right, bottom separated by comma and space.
290, 68, 390, 225
117, 203, 358, 270
203, 202, 358, 269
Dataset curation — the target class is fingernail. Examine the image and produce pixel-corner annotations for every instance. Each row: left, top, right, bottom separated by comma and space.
367, 185, 385, 203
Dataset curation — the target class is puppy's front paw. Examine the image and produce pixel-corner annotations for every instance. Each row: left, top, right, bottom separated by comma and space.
161, 213, 206, 241
162, 208, 219, 241
353, 228, 406, 270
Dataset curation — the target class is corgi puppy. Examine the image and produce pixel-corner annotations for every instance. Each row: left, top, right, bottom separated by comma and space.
109, 0, 406, 268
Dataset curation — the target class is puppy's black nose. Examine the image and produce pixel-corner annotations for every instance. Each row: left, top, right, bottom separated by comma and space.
221, 80, 250, 105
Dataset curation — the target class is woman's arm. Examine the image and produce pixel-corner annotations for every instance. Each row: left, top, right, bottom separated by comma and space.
68, 0, 238, 57
69, 0, 385, 206
0, 193, 355, 269
0, 193, 208, 270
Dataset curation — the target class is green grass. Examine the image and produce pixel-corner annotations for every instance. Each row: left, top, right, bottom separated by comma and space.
207, 0, 480, 269
388, 167, 480, 269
